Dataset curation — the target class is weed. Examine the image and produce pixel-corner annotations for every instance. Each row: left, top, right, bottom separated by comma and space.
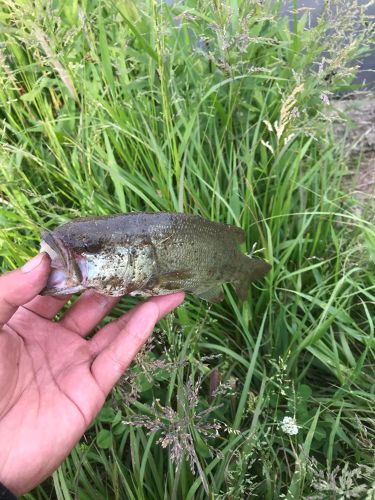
1, 0, 374, 498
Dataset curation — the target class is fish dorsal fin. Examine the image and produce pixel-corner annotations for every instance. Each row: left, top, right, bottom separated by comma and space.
225, 224, 245, 244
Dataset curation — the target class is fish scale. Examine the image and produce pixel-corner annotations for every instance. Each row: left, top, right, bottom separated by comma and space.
40, 212, 271, 302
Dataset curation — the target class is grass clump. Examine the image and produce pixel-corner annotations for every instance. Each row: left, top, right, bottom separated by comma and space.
0, 0, 374, 498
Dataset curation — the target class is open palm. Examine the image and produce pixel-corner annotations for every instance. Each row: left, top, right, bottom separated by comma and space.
0, 253, 184, 495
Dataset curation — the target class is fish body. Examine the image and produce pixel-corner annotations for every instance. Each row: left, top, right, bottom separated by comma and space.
41, 212, 270, 302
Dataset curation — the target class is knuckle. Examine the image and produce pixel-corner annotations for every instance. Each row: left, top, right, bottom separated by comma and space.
107, 345, 127, 375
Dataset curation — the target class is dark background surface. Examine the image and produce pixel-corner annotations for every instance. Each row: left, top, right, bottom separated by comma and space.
280, 0, 375, 85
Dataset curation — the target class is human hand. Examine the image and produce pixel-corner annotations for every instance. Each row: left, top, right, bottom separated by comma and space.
0, 253, 184, 495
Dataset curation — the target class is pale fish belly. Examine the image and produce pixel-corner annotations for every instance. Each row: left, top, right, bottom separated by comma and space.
80, 246, 156, 296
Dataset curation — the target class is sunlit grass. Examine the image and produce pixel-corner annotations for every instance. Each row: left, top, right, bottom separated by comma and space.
1, 0, 374, 498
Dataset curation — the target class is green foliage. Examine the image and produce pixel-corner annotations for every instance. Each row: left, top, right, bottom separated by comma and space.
1, 0, 374, 498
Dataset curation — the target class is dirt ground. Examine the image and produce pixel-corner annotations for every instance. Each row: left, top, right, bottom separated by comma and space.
333, 93, 375, 213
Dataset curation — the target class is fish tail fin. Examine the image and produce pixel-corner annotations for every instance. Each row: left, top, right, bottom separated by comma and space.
234, 256, 271, 300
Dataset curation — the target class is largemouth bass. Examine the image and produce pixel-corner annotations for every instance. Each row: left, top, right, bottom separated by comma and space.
40, 213, 270, 302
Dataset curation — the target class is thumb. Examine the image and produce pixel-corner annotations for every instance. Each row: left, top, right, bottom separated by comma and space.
0, 253, 50, 328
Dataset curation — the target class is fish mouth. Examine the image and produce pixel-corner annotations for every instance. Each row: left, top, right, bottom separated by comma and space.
40, 231, 86, 296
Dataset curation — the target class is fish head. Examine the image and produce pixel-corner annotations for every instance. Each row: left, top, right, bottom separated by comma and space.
40, 228, 139, 296
40, 230, 86, 295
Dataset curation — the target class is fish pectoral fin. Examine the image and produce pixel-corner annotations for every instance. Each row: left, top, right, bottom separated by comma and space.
146, 270, 193, 290
197, 285, 224, 303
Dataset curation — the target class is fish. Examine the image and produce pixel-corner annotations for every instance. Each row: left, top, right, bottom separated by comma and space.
40, 212, 271, 302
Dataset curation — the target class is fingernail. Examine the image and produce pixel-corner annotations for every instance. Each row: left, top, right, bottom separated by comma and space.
21, 253, 45, 273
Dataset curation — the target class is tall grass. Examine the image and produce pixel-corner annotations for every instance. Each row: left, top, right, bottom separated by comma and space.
1, 0, 374, 498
